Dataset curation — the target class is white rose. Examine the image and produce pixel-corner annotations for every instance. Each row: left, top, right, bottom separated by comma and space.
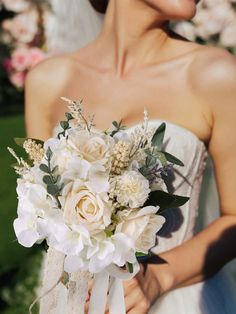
63, 180, 112, 232
116, 206, 165, 253
113, 170, 150, 208
67, 129, 114, 166
43, 137, 76, 173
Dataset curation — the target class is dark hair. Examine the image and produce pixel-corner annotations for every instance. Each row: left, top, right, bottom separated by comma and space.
89, 0, 109, 14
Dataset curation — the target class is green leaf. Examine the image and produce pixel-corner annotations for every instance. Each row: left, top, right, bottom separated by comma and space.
105, 229, 113, 237
43, 175, 54, 185
39, 164, 50, 173
65, 112, 73, 120
135, 252, 148, 257
10, 162, 19, 169
60, 121, 69, 130
46, 147, 53, 160
47, 184, 59, 196
112, 121, 119, 128
145, 190, 189, 211
161, 152, 184, 167
14, 137, 26, 147
14, 137, 44, 147
127, 263, 134, 274
52, 165, 59, 173
151, 123, 166, 149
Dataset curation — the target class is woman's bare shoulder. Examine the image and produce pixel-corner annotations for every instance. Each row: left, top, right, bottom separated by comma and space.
26, 54, 76, 92
188, 46, 236, 109
189, 46, 236, 93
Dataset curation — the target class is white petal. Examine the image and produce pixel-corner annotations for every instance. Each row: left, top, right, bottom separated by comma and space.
64, 255, 85, 273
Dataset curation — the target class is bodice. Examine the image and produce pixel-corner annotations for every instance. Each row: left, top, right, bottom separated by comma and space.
135, 120, 208, 254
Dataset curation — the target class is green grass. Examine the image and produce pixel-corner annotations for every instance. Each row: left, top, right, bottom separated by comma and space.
0, 115, 42, 313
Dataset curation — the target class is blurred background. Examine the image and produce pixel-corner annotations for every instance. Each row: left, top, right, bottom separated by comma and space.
0, 0, 235, 313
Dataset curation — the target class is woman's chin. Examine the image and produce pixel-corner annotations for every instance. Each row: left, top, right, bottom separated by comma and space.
172, 2, 197, 21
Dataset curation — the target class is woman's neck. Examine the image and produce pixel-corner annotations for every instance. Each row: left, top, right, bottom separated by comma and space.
96, 0, 172, 77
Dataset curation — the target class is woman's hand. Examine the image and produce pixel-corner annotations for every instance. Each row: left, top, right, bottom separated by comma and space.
85, 263, 163, 314
114, 264, 162, 314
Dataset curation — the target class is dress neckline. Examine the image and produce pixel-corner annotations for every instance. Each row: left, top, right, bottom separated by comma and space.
122, 119, 208, 150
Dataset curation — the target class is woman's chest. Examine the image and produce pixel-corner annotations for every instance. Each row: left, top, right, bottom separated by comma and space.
51, 63, 210, 142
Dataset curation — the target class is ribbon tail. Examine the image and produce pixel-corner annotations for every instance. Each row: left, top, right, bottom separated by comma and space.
108, 277, 126, 314
88, 271, 110, 314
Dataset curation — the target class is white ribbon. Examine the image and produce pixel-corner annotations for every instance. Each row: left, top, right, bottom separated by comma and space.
88, 263, 140, 314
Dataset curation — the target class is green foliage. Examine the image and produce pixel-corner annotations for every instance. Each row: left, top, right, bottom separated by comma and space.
0, 251, 43, 314
145, 190, 189, 211
151, 122, 166, 149
40, 147, 63, 206
109, 120, 126, 137
0, 115, 43, 313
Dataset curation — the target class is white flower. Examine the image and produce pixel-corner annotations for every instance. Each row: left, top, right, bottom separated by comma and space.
13, 213, 41, 248
62, 180, 112, 232
174, 21, 196, 41
67, 129, 114, 167
87, 232, 115, 273
43, 137, 76, 173
2, 0, 30, 12
116, 206, 165, 254
52, 224, 91, 256
14, 180, 62, 247
87, 232, 136, 273
112, 170, 150, 208
62, 157, 110, 193
111, 233, 136, 267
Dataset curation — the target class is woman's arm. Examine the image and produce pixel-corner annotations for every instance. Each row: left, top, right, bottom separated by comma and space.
113, 50, 236, 314
153, 49, 236, 295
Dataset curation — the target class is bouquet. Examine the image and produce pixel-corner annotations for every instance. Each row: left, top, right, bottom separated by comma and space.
9, 98, 189, 313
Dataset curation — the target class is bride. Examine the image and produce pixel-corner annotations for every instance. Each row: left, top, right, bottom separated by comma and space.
25, 0, 236, 313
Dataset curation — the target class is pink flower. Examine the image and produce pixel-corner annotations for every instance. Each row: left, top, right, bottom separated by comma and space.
3, 58, 13, 73
2, 0, 30, 12
2, 11, 38, 44
11, 46, 31, 72
10, 71, 26, 89
28, 48, 46, 68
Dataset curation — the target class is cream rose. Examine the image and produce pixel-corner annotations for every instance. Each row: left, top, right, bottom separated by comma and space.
67, 130, 114, 166
63, 181, 111, 232
116, 206, 165, 253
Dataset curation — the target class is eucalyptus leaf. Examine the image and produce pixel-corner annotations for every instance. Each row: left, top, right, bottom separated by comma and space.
47, 184, 59, 196
43, 175, 54, 185
65, 112, 73, 120
39, 164, 50, 173
46, 147, 53, 160
151, 123, 166, 149
145, 190, 189, 211
112, 121, 119, 128
60, 121, 69, 130
161, 152, 184, 167
52, 165, 59, 173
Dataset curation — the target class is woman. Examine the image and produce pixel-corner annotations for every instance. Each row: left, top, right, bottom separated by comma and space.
25, 0, 236, 313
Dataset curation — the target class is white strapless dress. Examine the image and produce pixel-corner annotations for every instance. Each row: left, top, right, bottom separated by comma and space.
40, 120, 236, 314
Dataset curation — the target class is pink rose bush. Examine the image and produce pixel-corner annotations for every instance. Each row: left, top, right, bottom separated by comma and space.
174, 0, 236, 51
1, 0, 51, 89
